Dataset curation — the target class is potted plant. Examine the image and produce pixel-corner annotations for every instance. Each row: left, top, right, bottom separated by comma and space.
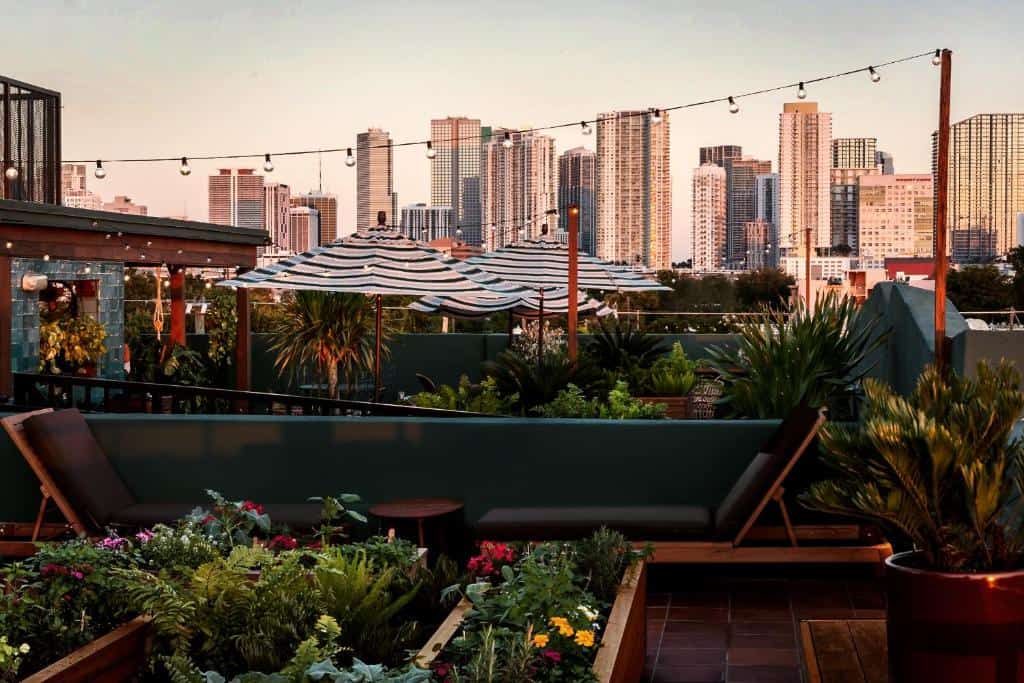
800, 361, 1024, 683
635, 342, 697, 418
38, 315, 108, 377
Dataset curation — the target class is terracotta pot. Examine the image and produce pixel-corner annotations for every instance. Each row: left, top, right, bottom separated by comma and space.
636, 396, 690, 419
885, 550, 1024, 683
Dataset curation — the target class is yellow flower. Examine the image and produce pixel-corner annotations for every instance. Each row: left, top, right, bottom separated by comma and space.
574, 630, 595, 648
548, 616, 574, 637
532, 634, 550, 648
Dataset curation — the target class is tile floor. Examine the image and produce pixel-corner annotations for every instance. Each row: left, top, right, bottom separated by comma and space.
644, 565, 886, 683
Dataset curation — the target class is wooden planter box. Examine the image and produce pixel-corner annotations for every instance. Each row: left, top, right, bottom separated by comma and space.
22, 616, 153, 683
637, 396, 690, 419
416, 561, 647, 683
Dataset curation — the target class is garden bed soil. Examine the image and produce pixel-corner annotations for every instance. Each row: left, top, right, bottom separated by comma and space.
21, 616, 154, 683
415, 561, 647, 683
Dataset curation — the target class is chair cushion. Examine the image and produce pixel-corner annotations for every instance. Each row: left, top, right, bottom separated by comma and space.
476, 505, 711, 540
23, 409, 136, 531
113, 503, 324, 530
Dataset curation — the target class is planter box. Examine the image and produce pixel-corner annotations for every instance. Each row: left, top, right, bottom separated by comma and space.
416, 562, 647, 683
637, 396, 690, 419
22, 616, 153, 683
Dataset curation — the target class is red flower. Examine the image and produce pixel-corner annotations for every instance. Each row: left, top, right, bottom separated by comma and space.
201, 514, 217, 525
241, 501, 264, 514
541, 649, 562, 663
268, 535, 298, 550
305, 541, 322, 550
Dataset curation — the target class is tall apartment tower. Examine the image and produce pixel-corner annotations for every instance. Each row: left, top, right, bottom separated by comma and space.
596, 110, 672, 270
778, 102, 832, 254
754, 173, 780, 267
858, 174, 934, 268
691, 163, 727, 272
430, 117, 483, 245
356, 129, 397, 229
481, 129, 557, 250
933, 113, 1024, 255
700, 145, 743, 167
288, 206, 320, 253
208, 169, 264, 230
60, 163, 103, 210
103, 195, 148, 216
558, 147, 597, 255
290, 192, 338, 245
724, 157, 772, 268
875, 150, 895, 175
264, 183, 291, 252
401, 203, 452, 242
831, 138, 877, 169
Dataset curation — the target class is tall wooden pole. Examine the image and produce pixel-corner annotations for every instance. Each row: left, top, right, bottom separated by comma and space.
804, 227, 812, 310
934, 49, 953, 373
374, 294, 383, 401
567, 204, 579, 362
537, 288, 545, 372
169, 265, 187, 346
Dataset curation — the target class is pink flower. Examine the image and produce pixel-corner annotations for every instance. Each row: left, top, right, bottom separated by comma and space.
542, 649, 562, 663
241, 501, 264, 514
135, 530, 155, 543
71, 571, 84, 580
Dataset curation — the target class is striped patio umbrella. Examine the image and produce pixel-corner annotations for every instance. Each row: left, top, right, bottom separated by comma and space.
219, 219, 530, 399
409, 288, 615, 320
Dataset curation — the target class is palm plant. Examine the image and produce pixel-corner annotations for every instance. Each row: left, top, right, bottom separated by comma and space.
800, 362, 1024, 572
269, 291, 385, 399
584, 317, 666, 370
707, 292, 885, 419
482, 350, 600, 414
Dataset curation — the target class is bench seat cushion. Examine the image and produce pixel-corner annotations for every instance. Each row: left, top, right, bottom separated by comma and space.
113, 503, 323, 530
476, 505, 712, 540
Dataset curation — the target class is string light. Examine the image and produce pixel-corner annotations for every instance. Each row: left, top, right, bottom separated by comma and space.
43, 254, 50, 261
797, 82, 807, 99
124, 274, 130, 282
263, 153, 274, 172
4, 241, 12, 249
932, 49, 942, 66
3, 166, 17, 181
426, 141, 436, 159
580, 121, 592, 136
455, 227, 463, 239
95, 160, 106, 179
205, 281, 212, 289
179, 157, 191, 176
869, 66, 881, 83
502, 131, 513, 149
345, 148, 355, 167
728, 97, 739, 114
649, 108, 662, 124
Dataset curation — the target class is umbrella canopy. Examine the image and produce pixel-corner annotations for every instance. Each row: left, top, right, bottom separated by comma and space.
409, 288, 615, 320
463, 240, 672, 293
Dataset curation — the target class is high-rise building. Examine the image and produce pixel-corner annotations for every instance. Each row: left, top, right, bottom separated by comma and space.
60, 163, 103, 210
700, 145, 743, 167
829, 167, 880, 251
778, 102, 832, 254
356, 128, 397, 230
558, 147, 597, 255
400, 203, 452, 242
744, 220, 772, 270
481, 129, 557, 250
691, 163, 727, 272
724, 157, 772, 268
596, 110, 672, 269
875, 150, 895, 175
290, 192, 338, 245
857, 174, 934, 268
755, 173, 780, 267
951, 228, 998, 264
430, 117, 482, 245
288, 206, 320, 253
831, 138, 877, 169
103, 195, 147, 216
264, 183, 291, 252
208, 169, 264, 230
933, 113, 1024, 255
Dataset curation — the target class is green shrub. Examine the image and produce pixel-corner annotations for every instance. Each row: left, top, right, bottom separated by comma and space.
647, 342, 697, 396
410, 376, 516, 415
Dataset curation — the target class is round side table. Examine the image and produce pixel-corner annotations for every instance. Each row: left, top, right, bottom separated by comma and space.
368, 498, 464, 548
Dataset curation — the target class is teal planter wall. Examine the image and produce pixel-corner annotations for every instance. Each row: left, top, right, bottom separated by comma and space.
0, 413, 776, 524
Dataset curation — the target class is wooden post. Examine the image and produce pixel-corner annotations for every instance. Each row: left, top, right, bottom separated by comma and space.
567, 204, 579, 362
934, 49, 953, 373
169, 266, 186, 346
804, 227, 812, 310
235, 282, 251, 392
374, 294, 383, 402
0, 255, 11, 397
537, 288, 545, 371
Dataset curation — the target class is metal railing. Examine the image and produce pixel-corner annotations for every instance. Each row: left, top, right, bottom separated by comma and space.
11, 372, 482, 418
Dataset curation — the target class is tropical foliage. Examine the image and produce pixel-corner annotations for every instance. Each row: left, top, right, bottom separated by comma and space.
801, 361, 1024, 572
38, 315, 108, 374
708, 292, 886, 419
647, 342, 698, 396
409, 376, 517, 415
535, 382, 666, 420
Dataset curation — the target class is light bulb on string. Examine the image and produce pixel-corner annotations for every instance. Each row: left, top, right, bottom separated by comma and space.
179, 157, 191, 176
502, 131, 513, 149
205, 281, 212, 289
345, 148, 355, 167
728, 97, 740, 114
426, 141, 436, 159
797, 82, 807, 99
95, 160, 107, 179
932, 49, 942, 66
580, 121, 592, 136
868, 66, 881, 83
649, 108, 662, 124
263, 154, 274, 173
455, 227, 463, 240
4, 166, 18, 181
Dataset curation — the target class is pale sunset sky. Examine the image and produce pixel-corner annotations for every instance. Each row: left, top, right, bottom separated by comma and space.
5, 0, 1022, 260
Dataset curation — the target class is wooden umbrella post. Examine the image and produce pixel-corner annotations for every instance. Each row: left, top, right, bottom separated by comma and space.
804, 226, 812, 311
374, 293, 383, 401
537, 288, 545, 372
934, 48, 953, 374
568, 204, 579, 363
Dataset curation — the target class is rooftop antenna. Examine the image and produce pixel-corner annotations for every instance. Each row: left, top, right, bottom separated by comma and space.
318, 150, 323, 193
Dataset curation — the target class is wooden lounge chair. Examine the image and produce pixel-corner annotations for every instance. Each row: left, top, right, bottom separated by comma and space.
475, 405, 891, 565
0, 408, 322, 553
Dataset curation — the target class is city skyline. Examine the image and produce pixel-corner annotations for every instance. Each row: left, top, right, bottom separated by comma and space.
7, 0, 1022, 261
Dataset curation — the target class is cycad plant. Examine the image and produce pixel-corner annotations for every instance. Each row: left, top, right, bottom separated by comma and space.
708, 292, 884, 419
269, 291, 385, 399
800, 362, 1024, 572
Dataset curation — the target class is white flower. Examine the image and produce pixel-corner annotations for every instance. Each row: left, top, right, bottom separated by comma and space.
577, 604, 599, 622
19, 643, 30, 654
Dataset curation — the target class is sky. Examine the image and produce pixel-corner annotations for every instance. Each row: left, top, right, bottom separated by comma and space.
5, 0, 1023, 260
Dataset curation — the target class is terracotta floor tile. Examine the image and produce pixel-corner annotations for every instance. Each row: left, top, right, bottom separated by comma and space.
730, 607, 793, 622
725, 665, 800, 683
727, 648, 798, 667
657, 648, 726, 667
652, 665, 726, 682
728, 632, 796, 649
728, 622, 795, 638
791, 606, 856, 620
671, 590, 730, 607
649, 592, 672, 606
660, 624, 729, 650
850, 591, 886, 609
648, 606, 669, 619
668, 606, 730, 623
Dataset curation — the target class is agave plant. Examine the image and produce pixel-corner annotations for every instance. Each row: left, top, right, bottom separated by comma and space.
800, 362, 1024, 572
707, 292, 885, 419
584, 317, 667, 371
482, 350, 600, 414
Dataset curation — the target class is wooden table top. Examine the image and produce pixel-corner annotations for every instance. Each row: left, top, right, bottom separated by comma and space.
801, 619, 888, 683
368, 498, 464, 520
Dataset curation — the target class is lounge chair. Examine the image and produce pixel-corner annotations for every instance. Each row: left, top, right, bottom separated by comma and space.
475, 405, 891, 565
0, 408, 322, 549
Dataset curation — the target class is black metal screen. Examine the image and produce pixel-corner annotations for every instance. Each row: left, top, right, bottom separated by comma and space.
1, 75, 61, 204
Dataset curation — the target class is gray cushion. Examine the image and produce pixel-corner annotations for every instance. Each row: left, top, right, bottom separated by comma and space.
476, 505, 711, 540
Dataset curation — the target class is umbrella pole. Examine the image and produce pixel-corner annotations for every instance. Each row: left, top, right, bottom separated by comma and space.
537, 288, 544, 371
507, 310, 514, 348
374, 294, 382, 402
568, 204, 579, 363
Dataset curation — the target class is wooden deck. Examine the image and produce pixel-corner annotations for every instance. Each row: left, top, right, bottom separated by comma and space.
800, 619, 888, 683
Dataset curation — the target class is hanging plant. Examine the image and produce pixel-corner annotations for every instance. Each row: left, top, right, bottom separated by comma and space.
38, 315, 108, 375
